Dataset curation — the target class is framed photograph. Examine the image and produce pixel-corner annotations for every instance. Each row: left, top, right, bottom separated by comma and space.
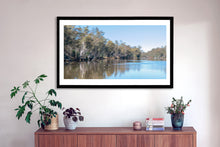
57, 17, 173, 88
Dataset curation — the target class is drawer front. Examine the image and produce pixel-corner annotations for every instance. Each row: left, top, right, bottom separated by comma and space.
78, 135, 116, 147
155, 135, 192, 147
117, 135, 137, 147
37, 135, 77, 147
137, 135, 154, 147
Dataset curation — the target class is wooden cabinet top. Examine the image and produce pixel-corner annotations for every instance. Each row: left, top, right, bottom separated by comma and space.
35, 127, 196, 135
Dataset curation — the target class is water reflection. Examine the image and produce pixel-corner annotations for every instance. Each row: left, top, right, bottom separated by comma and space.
64, 60, 166, 79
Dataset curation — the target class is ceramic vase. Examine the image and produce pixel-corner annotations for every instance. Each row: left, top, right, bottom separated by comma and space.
171, 113, 184, 130
63, 116, 77, 130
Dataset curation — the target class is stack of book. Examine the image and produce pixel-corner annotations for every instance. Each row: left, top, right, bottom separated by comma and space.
146, 118, 165, 131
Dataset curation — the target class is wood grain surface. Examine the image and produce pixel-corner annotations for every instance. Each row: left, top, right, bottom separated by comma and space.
155, 135, 192, 147
37, 135, 77, 147
35, 127, 196, 135
35, 127, 196, 147
137, 135, 154, 147
117, 135, 137, 147
78, 135, 116, 147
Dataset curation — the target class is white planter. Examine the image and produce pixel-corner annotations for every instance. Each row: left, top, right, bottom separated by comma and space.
63, 116, 78, 130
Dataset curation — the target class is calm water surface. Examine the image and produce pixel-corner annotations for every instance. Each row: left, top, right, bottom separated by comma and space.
64, 60, 166, 79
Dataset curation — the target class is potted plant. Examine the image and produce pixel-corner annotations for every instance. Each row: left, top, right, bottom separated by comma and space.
63, 107, 84, 130
165, 97, 192, 130
10, 74, 62, 130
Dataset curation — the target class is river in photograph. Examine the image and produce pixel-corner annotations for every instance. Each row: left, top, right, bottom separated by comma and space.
64, 60, 166, 79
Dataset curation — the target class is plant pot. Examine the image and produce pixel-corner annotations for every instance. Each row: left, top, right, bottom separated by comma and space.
63, 116, 77, 130
44, 114, 59, 130
171, 113, 184, 130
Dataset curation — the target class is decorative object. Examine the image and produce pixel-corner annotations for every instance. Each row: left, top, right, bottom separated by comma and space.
166, 97, 192, 130
171, 113, 184, 130
57, 17, 174, 88
10, 74, 62, 129
63, 107, 84, 130
44, 114, 59, 130
146, 118, 165, 131
133, 121, 142, 130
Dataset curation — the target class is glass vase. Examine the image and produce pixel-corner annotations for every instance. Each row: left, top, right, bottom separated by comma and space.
171, 113, 184, 130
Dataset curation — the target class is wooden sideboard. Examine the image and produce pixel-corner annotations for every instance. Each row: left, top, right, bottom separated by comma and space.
35, 127, 196, 147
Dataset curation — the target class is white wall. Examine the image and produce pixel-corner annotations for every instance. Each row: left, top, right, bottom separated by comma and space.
0, 0, 220, 147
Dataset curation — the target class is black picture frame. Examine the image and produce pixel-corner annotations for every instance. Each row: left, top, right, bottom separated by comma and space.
57, 16, 173, 88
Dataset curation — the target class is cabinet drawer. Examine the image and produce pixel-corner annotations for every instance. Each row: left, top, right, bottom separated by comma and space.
78, 135, 116, 147
117, 135, 137, 147
155, 135, 192, 147
38, 135, 77, 147
137, 135, 154, 147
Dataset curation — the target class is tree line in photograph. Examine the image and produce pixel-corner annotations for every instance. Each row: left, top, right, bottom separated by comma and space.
64, 25, 166, 62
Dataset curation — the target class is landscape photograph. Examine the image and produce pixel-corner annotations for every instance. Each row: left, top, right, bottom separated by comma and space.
63, 25, 167, 80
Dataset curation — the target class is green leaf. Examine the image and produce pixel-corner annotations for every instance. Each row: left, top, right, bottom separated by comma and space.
49, 100, 62, 109
25, 100, 34, 110
29, 100, 35, 103
34, 79, 40, 84
22, 92, 28, 104
47, 118, 51, 125
25, 101, 30, 105
48, 89, 57, 96
27, 103, 33, 110
25, 111, 32, 124
22, 81, 30, 88
10, 86, 20, 98
34, 74, 47, 84
49, 100, 55, 106
11, 87, 16, 92
39, 74, 47, 78
41, 123, 45, 129
37, 120, 41, 127
10, 92, 16, 98
16, 105, 25, 119
40, 114, 46, 129
57, 101, 62, 109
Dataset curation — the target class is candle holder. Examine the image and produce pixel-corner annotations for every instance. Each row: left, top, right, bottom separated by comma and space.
133, 121, 142, 130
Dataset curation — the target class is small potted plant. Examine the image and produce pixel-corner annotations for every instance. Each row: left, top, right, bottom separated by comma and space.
165, 97, 192, 130
63, 107, 84, 130
10, 74, 62, 130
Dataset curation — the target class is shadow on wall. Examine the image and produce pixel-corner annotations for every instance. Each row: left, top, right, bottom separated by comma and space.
209, 12, 220, 147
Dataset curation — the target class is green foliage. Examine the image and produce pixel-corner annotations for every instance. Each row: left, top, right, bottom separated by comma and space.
165, 96, 192, 114
22, 81, 30, 88
64, 25, 146, 62
15, 105, 25, 119
22, 92, 28, 104
48, 89, 57, 96
34, 74, 47, 84
25, 111, 32, 124
10, 86, 20, 98
142, 47, 166, 61
37, 106, 58, 128
25, 100, 34, 110
49, 100, 62, 109
37, 120, 41, 127
10, 74, 62, 129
